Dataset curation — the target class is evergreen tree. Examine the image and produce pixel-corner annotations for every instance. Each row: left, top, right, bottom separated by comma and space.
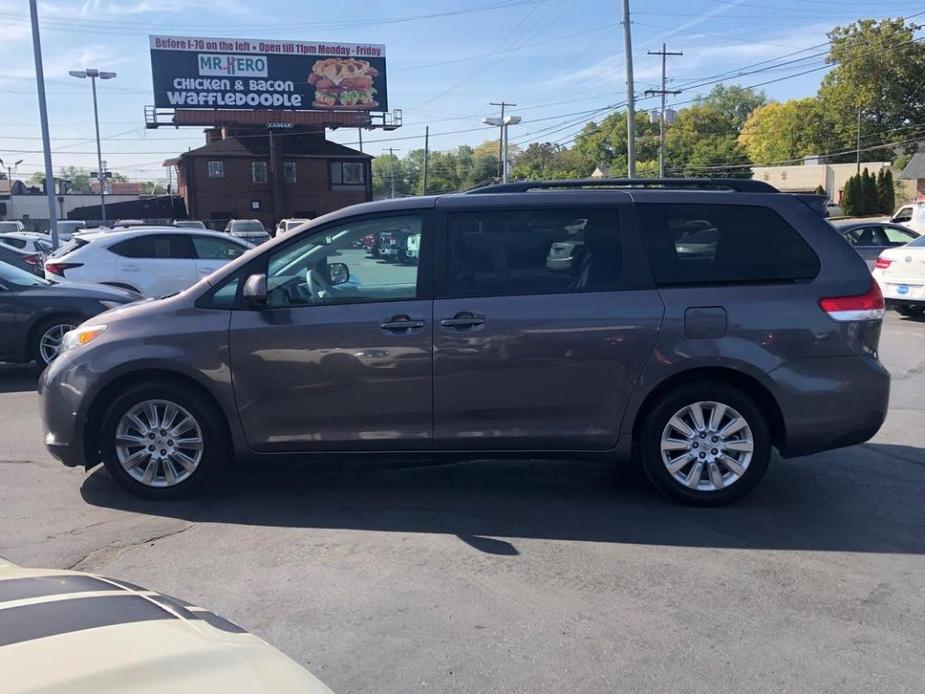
842, 174, 859, 215
875, 170, 887, 213
814, 184, 826, 196
883, 169, 896, 214
862, 168, 879, 214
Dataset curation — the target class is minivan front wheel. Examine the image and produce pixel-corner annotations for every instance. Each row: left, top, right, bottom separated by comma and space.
100, 382, 227, 499
641, 383, 771, 506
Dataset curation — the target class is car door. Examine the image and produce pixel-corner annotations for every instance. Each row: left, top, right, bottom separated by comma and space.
109, 234, 198, 297
229, 210, 434, 452
431, 195, 664, 451
0, 279, 19, 358
191, 234, 248, 279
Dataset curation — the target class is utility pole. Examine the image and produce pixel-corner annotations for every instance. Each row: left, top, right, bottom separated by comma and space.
489, 101, 516, 180
622, 0, 636, 178
423, 126, 430, 195
358, 127, 363, 153
387, 147, 400, 198
645, 43, 682, 178
29, 0, 58, 247
856, 107, 862, 174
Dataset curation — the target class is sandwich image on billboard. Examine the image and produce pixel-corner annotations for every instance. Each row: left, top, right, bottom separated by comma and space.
149, 35, 388, 112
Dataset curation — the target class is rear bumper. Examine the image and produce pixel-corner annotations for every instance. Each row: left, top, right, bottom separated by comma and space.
770, 354, 890, 457
885, 298, 925, 308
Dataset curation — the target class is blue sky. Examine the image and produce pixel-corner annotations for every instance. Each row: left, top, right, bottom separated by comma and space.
0, 0, 922, 183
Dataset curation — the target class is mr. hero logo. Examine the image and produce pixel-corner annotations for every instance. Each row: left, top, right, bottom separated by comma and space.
198, 54, 268, 77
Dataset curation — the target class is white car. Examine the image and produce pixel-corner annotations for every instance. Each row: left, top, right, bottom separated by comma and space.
0, 220, 26, 233
890, 201, 925, 234
0, 558, 334, 693
0, 232, 52, 258
275, 218, 312, 235
872, 233, 925, 317
45, 227, 251, 297
174, 220, 207, 230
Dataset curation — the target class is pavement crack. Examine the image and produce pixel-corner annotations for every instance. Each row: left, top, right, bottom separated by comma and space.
67, 523, 195, 572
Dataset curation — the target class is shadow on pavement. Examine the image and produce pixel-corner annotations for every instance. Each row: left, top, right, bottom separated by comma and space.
0, 364, 40, 394
80, 441, 925, 556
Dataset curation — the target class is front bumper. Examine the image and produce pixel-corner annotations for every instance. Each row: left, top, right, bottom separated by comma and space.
770, 354, 890, 457
39, 353, 91, 468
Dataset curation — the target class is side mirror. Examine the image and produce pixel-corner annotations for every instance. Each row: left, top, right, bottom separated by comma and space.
242, 273, 267, 307
327, 262, 350, 285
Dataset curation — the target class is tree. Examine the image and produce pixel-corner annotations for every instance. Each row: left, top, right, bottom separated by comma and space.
696, 84, 767, 130
817, 18, 925, 162
665, 104, 751, 178
881, 169, 896, 214
738, 99, 828, 164
814, 184, 827, 196
573, 111, 658, 176
842, 174, 860, 215
862, 168, 879, 214
512, 142, 591, 180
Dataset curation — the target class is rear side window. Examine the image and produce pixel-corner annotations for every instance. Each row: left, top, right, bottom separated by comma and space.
192, 235, 247, 260
636, 203, 819, 286
110, 234, 195, 259
445, 208, 622, 298
0, 237, 27, 249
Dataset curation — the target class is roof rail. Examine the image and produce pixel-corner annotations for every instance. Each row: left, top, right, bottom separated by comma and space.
465, 178, 778, 194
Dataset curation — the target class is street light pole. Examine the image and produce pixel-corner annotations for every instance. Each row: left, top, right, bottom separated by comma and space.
69, 68, 116, 225
482, 110, 521, 183
0, 158, 22, 220
28, 0, 58, 247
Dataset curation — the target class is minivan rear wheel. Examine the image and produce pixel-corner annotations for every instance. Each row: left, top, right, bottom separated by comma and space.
100, 382, 227, 499
640, 383, 771, 506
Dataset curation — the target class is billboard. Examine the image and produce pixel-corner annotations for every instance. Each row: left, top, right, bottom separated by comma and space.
149, 35, 387, 112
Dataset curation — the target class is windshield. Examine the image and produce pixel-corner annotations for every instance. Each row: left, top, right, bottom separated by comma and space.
0, 259, 50, 287
232, 221, 266, 232
908, 234, 925, 247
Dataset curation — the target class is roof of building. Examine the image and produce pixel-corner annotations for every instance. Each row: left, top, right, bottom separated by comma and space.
899, 151, 925, 180
175, 135, 371, 161
89, 181, 147, 195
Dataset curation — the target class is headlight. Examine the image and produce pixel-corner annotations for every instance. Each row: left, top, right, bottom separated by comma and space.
61, 324, 107, 352
99, 300, 125, 310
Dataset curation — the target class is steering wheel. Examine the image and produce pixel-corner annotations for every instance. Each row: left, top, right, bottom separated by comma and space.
306, 266, 328, 303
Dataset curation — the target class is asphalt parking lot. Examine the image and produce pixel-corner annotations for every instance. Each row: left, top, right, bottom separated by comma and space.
1, 312, 923, 694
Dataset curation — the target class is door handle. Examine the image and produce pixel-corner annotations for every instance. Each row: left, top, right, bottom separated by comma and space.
379, 315, 426, 332
121, 265, 141, 272
440, 312, 485, 329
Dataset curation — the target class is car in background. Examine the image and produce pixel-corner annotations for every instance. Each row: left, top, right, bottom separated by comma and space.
0, 221, 26, 233
173, 220, 207, 230
873, 233, 925, 317
275, 218, 312, 236
825, 201, 845, 217
0, 259, 139, 366
226, 219, 271, 245
0, 241, 45, 276
831, 221, 920, 268
45, 228, 251, 298
0, 558, 334, 693
0, 232, 52, 258
40, 220, 87, 241
890, 201, 925, 234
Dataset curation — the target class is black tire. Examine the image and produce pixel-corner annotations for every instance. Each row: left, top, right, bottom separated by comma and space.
31, 314, 82, 367
896, 305, 924, 317
99, 381, 229, 500
640, 382, 772, 506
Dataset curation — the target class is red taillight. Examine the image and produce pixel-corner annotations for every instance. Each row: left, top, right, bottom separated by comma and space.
819, 280, 884, 322
45, 262, 82, 277
22, 253, 42, 266
875, 256, 892, 270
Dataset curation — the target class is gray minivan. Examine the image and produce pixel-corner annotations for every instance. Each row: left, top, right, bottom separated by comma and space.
40, 179, 890, 505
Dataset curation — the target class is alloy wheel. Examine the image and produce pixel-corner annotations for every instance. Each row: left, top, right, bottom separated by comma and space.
114, 399, 204, 488
659, 401, 754, 492
39, 323, 76, 365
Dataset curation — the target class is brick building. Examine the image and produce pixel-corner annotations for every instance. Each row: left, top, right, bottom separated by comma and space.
166, 127, 372, 230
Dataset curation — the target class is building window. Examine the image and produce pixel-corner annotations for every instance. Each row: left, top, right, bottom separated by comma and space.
252, 161, 268, 184
208, 160, 224, 178
330, 161, 365, 186
284, 160, 297, 183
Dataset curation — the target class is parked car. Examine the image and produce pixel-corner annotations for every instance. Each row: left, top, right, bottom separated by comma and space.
872, 233, 925, 317
0, 259, 139, 366
0, 241, 45, 276
226, 219, 271, 245
40, 178, 889, 506
0, 558, 334, 693
831, 221, 920, 268
890, 201, 925, 234
0, 232, 52, 258
825, 201, 844, 217
45, 228, 251, 298
275, 218, 312, 236
173, 219, 207, 230
0, 221, 26, 233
